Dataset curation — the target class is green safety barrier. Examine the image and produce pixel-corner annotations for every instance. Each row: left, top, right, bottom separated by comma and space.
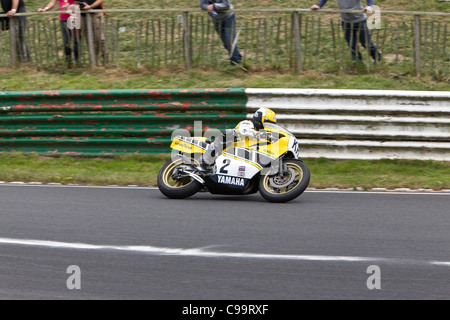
0, 89, 247, 156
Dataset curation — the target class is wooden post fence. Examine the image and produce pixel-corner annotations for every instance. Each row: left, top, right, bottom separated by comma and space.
414, 14, 421, 76
292, 11, 302, 73
9, 17, 17, 66
86, 13, 96, 68
182, 12, 192, 70
1, 9, 449, 76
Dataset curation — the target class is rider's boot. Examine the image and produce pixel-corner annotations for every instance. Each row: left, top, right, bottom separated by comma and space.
198, 144, 216, 173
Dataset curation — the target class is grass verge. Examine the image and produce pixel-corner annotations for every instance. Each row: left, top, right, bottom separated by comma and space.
1, 67, 449, 92
1, 153, 449, 190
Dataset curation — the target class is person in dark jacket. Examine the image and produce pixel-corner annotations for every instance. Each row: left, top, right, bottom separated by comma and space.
312, 0, 382, 64
200, 0, 242, 66
75, 0, 107, 65
1, 0, 30, 62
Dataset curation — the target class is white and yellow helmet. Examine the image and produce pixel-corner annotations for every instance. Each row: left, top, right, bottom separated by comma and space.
252, 107, 277, 130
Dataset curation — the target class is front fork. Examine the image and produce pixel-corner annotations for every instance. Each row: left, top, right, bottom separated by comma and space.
278, 158, 288, 177
264, 156, 288, 178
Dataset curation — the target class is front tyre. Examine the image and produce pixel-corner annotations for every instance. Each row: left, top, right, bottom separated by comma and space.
259, 159, 310, 203
157, 158, 202, 199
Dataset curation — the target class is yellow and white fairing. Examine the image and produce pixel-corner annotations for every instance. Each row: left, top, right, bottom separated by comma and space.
217, 124, 299, 181
170, 136, 207, 154
262, 123, 299, 160
215, 154, 262, 182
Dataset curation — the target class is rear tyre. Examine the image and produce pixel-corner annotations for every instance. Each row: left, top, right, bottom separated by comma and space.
259, 159, 310, 203
157, 158, 202, 199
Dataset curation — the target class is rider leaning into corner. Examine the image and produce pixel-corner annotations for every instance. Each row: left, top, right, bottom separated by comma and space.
201, 107, 277, 169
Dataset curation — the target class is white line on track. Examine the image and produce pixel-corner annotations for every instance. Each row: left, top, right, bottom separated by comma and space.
1, 183, 449, 195
0, 237, 449, 267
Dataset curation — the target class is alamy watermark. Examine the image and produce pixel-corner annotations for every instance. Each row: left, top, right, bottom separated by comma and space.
367, 5, 382, 30
66, 5, 81, 30
366, 265, 381, 290
66, 265, 81, 290
170, 121, 283, 174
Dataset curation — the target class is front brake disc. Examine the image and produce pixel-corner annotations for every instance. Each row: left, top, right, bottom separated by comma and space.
269, 167, 296, 188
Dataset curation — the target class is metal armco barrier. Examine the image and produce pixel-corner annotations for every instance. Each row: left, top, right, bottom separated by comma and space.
1, 88, 449, 160
246, 89, 450, 161
0, 89, 247, 156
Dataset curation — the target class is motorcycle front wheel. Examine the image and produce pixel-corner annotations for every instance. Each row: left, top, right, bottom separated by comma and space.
157, 158, 202, 199
259, 159, 310, 203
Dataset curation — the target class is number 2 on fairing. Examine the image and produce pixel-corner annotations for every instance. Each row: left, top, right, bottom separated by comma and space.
219, 159, 231, 174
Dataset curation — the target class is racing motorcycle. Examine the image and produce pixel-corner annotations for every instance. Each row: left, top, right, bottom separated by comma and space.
157, 123, 310, 203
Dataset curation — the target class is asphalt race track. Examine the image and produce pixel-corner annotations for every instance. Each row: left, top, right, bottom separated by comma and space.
0, 184, 449, 300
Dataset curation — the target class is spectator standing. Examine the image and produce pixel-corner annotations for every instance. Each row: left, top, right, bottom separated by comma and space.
1, 0, 30, 62
38, 0, 80, 67
312, 0, 382, 64
200, 0, 242, 67
75, 0, 107, 65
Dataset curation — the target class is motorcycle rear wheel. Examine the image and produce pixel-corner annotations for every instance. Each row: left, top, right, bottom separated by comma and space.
157, 158, 202, 199
259, 159, 310, 203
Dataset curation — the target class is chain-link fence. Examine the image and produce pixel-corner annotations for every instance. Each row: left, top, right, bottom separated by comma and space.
0, 8, 449, 77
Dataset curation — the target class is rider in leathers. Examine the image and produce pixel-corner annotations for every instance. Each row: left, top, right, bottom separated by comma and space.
202, 107, 277, 167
